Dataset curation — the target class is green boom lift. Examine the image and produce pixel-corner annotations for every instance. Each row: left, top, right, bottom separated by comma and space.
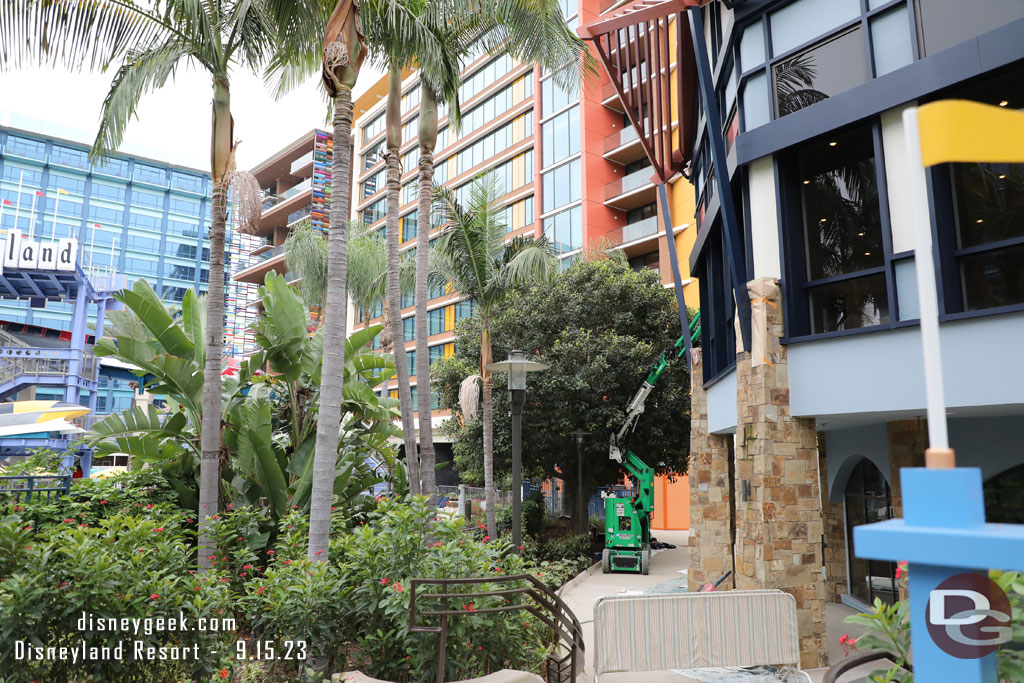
601, 310, 701, 574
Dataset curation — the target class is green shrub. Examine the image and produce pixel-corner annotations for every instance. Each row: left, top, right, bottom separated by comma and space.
536, 533, 590, 564
494, 493, 547, 540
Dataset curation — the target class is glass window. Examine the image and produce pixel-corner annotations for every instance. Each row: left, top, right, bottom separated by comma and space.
5, 135, 46, 159
128, 235, 161, 252
361, 197, 387, 225
94, 157, 129, 178
92, 182, 126, 202
406, 350, 416, 377
166, 219, 199, 237
50, 144, 90, 169
2, 165, 42, 184
169, 197, 200, 217
542, 106, 580, 168
88, 204, 124, 225
773, 27, 868, 118
403, 315, 415, 342
542, 76, 576, 117
542, 158, 581, 214
171, 172, 204, 193
949, 162, 1024, 311
915, 0, 1024, 58
125, 256, 159, 276
130, 212, 163, 231
47, 172, 84, 194
741, 73, 771, 131
166, 241, 196, 259
364, 140, 385, 170
133, 189, 163, 209
798, 126, 889, 333
362, 113, 385, 143
543, 205, 582, 254
769, 0, 860, 57
739, 20, 765, 72
400, 210, 418, 242
134, 163, 166, 185
870, 5, 913, 77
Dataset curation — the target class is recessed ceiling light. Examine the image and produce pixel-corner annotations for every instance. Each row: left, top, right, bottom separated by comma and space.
819, 218, 827, 223
999, 174, 1006, 179
803, 180, 810, 185
976, 219, 984, 223
828, 141, 837, 147
858, 232, 865, 236
864, 251, 871, 256
999, 100, 1009, 107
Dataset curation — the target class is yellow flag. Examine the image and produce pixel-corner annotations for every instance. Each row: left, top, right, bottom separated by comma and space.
57, 188, 68, 195
918, 100, 1024, 167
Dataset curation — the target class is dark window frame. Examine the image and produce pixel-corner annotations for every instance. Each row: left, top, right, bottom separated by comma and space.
778, 118, 904, 342
694, 215, 738, 385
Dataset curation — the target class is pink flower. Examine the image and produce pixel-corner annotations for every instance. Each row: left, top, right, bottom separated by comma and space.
381, 578, 390, 586
62, 518, 74, 523
150, 594, 159, 600
482, 536, 491, 542
314, 550, 323, 556
242, 565, 252, 570
221, 578, 230, 583
256, 586, 265, 594
267, 550, 275, 555
153, 527, 164, 533
283, 560, 292, 565
99, 500, 108, 505
145, 504, 154, 509
393, 583, 403, 592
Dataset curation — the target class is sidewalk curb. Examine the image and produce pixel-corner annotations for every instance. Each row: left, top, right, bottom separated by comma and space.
557, 561, 601, 598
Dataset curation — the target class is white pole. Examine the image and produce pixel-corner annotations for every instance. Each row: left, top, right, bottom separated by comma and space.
89, 223, 97, 270
12, 170, 23, 236
902, 107, 949, 452
28, 191, 39, 241
51, 190, 62, 241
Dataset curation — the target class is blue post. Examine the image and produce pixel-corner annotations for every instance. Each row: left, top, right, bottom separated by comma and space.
855, 468, 1024, 682
65, 284, 90, 404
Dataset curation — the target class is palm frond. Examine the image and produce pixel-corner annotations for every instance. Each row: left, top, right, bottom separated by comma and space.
91, 37, 188, 160
284, 219, 329, 311
0, 0, 180, 71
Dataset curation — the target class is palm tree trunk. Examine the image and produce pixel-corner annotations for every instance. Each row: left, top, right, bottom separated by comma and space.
415, 89, 438, 499
481, 323, 496, 537
308, 84, 354, 561
198, 78, 231, 571
384, 65, 420, 496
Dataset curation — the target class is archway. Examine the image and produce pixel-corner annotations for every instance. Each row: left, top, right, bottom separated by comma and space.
845, 458, 897, 606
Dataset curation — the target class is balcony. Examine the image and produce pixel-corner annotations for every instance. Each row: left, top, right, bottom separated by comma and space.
605, 167, 656, 211
601, 81, 624, 112
289, 154, 313, 177
603, 125, 646, 165
232, 245, 286, 284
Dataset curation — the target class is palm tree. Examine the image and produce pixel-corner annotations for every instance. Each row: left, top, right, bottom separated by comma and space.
359, 0, 462, 497
0, 0, 308, 571
284, 219, 330, 318
347, 222, 416, 352
431, 176, 556, 536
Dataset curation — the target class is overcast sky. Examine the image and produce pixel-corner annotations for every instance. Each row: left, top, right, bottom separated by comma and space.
1, 61, 386, 173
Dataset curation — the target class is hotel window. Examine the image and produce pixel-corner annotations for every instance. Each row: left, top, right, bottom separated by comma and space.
128, 235, 161, 252
929, 68, 1024, 315
460, 54, 518, 102
135, 164, 166, 185
542, 158, 581, 214
694, 218, 738, 381
169, 197, 200, 217
362, 113, 385, 143
89, 204, 124, 225
133, 189, 164, 210
402, 290, 415, 309
364, 140, 385, 170
362, 168, 385, 199
402, 315, 416, 342
541, 105, 580, 168
543, 205, 582, 255
781, 124, 891, 336
171, 172, 204, 194
362, 197, 387, 225
95, 157, 129, 178
429, 342, 455, 365
406, 350, 416, 377
2, 165, 42, 184
503, 196, 534, 234
402, 116, 418, 145
736, 0, 915, 132
92, 182, 126, 202
401, 86, 421, 114
5, 135, 45, 160
400, 211, 418, 242
51, 145, 89, 169
125, 256, 159, 276
47, 173, 84, 195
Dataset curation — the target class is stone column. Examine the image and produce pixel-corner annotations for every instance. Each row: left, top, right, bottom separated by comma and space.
818, 434, 848, 603
887, 419, 928, 518
733, 278, 827, 669
687, 347, 736, 592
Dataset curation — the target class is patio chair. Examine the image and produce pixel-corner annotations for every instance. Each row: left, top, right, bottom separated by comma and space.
593, 590, 812, 682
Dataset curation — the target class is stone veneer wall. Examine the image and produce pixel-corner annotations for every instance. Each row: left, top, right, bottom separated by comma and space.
687, 347, 736, 592
887, 419, 928, 518
732, 278, 828, 669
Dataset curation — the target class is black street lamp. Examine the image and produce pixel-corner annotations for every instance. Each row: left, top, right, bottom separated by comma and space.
485, 350, 548, 549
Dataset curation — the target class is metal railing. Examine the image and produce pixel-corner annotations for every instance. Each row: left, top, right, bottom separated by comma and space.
437, 484, 513, 506
603, 124, 639, 153
0, 328, 28, 348
0, 348, 97, 390
409, 574, 584, 683
0, 475, 72, 503
606, 166, 655, 200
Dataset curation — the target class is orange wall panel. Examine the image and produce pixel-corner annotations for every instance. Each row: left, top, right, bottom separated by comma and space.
652, 474, 689, 530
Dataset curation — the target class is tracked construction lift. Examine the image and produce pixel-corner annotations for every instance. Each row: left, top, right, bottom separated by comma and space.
602, 313, 701, 574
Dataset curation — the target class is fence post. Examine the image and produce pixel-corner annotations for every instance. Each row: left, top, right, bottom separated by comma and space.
458, 484, 469, 519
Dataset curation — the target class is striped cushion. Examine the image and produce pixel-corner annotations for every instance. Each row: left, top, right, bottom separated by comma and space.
593, 590, 801, 674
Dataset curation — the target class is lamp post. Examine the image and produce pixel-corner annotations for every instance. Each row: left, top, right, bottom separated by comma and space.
485, 350, 548, 549
568, 430, 590, 534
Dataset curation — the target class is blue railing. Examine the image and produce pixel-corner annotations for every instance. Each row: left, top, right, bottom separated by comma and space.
0, 475, 72, 504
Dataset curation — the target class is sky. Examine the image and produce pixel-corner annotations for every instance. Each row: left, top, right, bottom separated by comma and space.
1, 61, 387, 172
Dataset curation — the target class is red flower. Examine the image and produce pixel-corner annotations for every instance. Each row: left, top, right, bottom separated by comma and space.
432, 542, 443, 547
240, 573, 247, 577
99, 500, 108, 505
242, 565, 252, 570
219, 669, 229, 679
256, 586, 265, 594
517, 545, 524, 551
150, 594, 159, 600
314, 550, 323, 556
283, 560, 292, 565
463, 603, 476, 612
478, 524, 486, 530
267, 550, 275, 555
153, 527, 165, 533
226, 503, 233, 509
194, 587, 201, 591
221, 578, 230, 582
393, 583, 403, 592
482, 536, 491, 542
145, 504, 154, 509
62, 518, 74, 523
381, 578, 390, 586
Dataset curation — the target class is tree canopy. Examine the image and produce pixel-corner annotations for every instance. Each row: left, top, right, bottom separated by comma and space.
434, 258, 693, 522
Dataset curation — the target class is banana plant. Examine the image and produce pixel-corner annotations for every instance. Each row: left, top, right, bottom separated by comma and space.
87, 274, 400, 520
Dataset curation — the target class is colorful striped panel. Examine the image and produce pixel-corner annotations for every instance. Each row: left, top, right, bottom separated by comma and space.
593, 590, 801, 675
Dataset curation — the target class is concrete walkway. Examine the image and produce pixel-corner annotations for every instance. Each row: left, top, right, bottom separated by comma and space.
558, 531, 879, 682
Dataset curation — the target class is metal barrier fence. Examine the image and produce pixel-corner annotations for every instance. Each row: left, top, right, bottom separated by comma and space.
0, 475, 72, 503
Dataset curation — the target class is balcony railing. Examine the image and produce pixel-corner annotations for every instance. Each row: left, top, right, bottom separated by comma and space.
253, 245, 286, 265
282, 177, 312, 200
604, 124, 639, 153
289, 154, 311, 175
604, 216, 660, 247
605, 167, 654, 201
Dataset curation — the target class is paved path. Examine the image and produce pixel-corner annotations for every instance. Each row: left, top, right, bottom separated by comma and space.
557, 531, 877, 682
